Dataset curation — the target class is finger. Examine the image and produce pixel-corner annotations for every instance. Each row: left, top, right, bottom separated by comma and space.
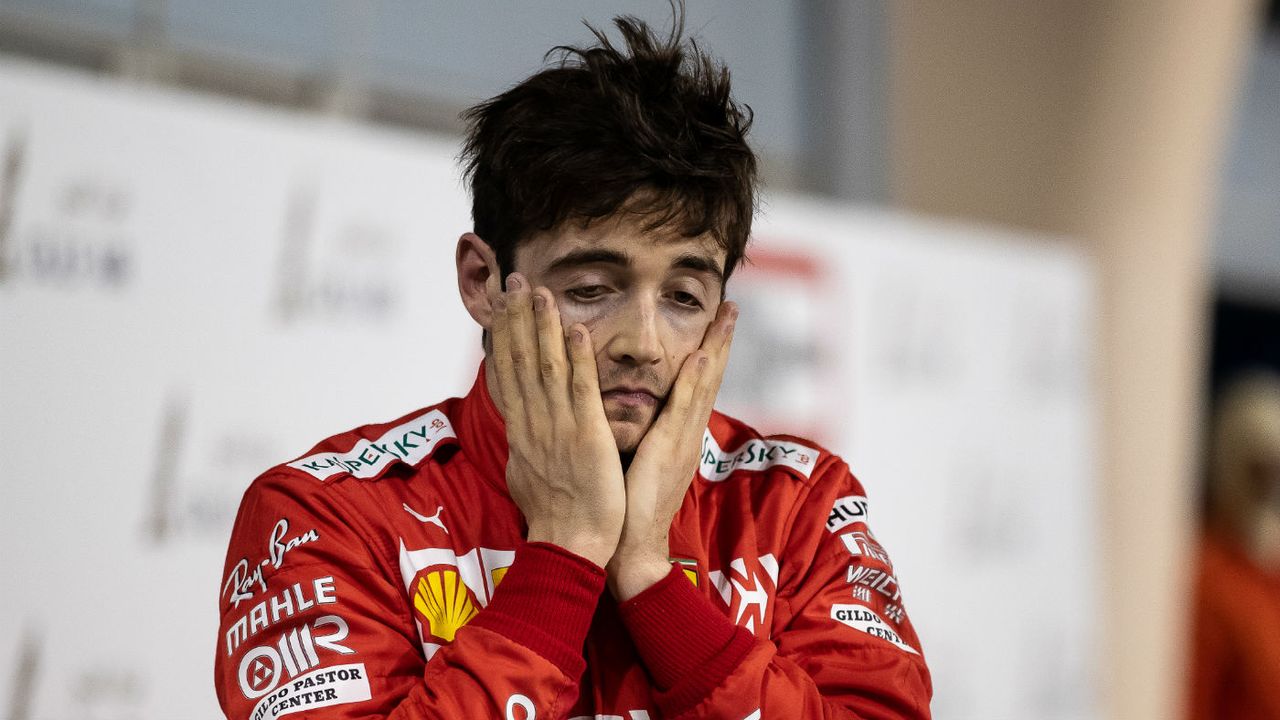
504, 273, 545, 420
692, 303, 736, 421
708, 301, 738, 355
487, 272, 522, 419
667, 304, 736, 437
566, 323, 608, 424
533, 288, 572, 418
689, 302, 735, 413
655, 349, 707, 435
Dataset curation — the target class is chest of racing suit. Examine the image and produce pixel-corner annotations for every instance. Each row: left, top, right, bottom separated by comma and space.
214, 364, 931, 719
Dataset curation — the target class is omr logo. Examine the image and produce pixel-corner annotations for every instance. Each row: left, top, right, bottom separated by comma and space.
236, 614, 356, 699
413, 568, 479, 643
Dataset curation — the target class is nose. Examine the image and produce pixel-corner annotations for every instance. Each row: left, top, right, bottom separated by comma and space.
603, 294, 663, 368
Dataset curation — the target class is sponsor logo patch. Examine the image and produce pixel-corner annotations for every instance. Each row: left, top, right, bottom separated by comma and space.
830, 604, 918, 654
398, 542, 515, 658
237, 615, 356, 699
883, 603, 905, 623
225, 576, 338, 657
838, 530, 893, 568
288, 410, 455, 481
698, 431, 818, 482
249, 662, 371, 720
709, 554, 779, 637
403, 503, 449, 533
414, 569, 479, 643
826, 495, 870, 533
223, 519, 321, 610
670, 557, 699, 588
846, 565, 902, 602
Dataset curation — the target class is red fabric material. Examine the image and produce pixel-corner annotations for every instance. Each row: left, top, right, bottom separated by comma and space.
1187, 532, 1280, 720
620, 564, 753, 704
470, 541, 604, 678
619, 563, 747, 686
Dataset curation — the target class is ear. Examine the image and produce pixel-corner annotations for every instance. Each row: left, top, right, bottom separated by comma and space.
456, 232, 500, 329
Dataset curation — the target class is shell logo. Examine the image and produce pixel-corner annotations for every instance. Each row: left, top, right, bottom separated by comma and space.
397, 542, 516, 655
414, 569, 479, 642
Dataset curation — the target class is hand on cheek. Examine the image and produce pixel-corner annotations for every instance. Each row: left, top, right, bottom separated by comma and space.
607, 301, 738, 600
488, 272, 627, 568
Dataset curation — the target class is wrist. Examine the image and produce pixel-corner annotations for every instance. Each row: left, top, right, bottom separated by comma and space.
607, 551, 672, 601
526, 524, 617, 569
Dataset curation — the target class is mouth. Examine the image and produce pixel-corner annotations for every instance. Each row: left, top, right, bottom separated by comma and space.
601, 386, 660, 409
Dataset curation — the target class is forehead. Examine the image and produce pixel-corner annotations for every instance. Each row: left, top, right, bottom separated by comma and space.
515, 214, 726, 276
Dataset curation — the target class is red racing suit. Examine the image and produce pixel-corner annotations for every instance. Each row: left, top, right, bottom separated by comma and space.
215, 364, 931, 719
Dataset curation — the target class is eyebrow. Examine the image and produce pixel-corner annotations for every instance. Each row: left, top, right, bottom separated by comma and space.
671, 252, 724, 279
544, 248, 725, 281
544, 248, 630, 275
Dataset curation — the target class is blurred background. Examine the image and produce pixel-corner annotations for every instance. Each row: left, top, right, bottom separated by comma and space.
0, 1, 1277, 719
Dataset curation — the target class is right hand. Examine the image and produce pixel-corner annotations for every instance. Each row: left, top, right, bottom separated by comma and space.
488, 271, 625, 567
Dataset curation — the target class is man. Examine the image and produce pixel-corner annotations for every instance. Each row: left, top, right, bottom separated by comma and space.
1188, 371, 1280, 720
215, 11, 930, 720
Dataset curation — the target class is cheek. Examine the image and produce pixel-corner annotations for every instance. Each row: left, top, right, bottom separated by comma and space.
556, 302, 606, 329
663, 314, 713, 362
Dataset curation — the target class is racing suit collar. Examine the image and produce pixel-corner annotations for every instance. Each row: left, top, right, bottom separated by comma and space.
457, 360, 511, 495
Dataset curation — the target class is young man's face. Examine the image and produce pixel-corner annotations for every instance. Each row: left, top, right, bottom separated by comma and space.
511, 214, 726, 454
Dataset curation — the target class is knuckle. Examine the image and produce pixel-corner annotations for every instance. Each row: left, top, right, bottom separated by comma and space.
539, 356, 561, 379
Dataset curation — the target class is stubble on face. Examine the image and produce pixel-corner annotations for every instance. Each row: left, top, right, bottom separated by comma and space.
604, 397, 664, 456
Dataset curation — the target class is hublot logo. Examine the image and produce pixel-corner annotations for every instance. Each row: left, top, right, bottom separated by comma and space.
273, 183, 402, 324
0, 128, 27, 284
0, 130, 136, 290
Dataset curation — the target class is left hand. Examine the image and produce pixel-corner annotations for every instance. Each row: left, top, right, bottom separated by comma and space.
607, 301, 738, 600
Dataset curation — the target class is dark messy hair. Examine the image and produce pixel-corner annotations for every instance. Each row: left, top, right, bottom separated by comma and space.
460, 5, 757, 283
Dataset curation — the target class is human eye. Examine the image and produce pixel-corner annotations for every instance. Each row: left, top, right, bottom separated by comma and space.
669, 290, 705, 310
565, 285, 611, 302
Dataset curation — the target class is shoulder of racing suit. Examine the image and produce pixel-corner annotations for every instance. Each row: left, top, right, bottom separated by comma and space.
698, 409, 831, 486
262, 401, 462, 486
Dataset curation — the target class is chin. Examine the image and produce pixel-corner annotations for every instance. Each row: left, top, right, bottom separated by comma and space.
608, 418, 650, 455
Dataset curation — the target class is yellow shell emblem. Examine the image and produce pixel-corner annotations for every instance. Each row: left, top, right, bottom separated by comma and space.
414, 569, 478, 642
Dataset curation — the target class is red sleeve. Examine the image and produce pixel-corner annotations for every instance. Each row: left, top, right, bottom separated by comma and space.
618, 458, 932, 719
1187, 538, 1280, 720
1187, 550, 1227, 720
214, 473, 602, 720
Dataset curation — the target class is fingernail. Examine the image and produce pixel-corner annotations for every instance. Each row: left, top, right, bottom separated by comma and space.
572, 328, 585, 344
533, 294, 546, 311
507, 274, 522, 290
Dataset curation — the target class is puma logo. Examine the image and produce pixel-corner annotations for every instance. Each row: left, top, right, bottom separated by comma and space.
403, 503, 449, 534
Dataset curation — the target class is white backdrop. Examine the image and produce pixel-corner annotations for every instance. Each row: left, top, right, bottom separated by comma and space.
0, 55, 1098, 720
